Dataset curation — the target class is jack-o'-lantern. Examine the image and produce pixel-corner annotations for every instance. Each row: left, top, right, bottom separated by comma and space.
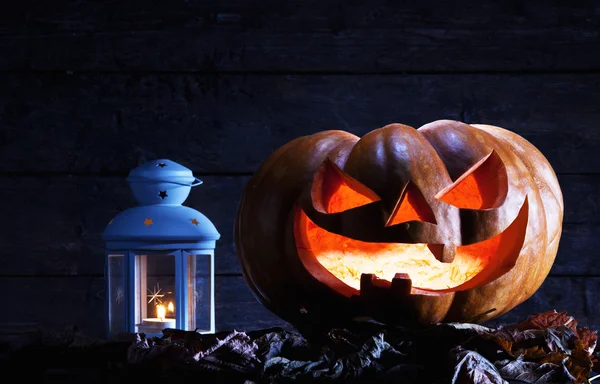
235, 120, 563, 328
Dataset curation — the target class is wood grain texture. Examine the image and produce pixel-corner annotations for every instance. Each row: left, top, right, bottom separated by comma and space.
0, 0, 598, 72
0, 0, 597, 345
0, 275, 596, 338
0, 176, 248, 276
0, 275, 290, 338
0, 175, 596, 276
1, 74, 599, 174
484, 276, 599, 329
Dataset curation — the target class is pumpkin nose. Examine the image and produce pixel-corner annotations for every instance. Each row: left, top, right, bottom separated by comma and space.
441, 244, 456, 263
423, 244, 454, 263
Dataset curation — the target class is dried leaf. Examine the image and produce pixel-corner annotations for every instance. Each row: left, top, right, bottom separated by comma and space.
495, 357, 578, 383
517, 310, 577, 332
162, 328, 207, 354
489, 335, 514, 356
577, 327, 598, 356
192, 330, 261, 373
493, 325, 577, 357
8, 309, 599, 383
523, 346, 550, 359
494, 327, 546, 346
127, 334, 188, 371
565, 339, 594, 383
263, 332, 402, 381
539, 352, 568, 365
488, 313, 597, 383
255, 330, 309, 361
449, 347, 506, 384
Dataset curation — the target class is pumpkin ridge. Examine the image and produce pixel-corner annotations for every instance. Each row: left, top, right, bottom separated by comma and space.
440, 124, 550, 322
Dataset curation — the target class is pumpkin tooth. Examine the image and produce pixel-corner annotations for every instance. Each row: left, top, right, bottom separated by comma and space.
391, 273, 412, 296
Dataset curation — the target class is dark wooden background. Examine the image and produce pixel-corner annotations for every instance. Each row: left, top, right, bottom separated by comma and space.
1, 0, 600, 337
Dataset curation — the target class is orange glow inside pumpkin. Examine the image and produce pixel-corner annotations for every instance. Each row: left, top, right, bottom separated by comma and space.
296, 211, 487, 291
386, 182, 436, 226
436, 150, 507, 210
312, 159, 381, 213
295, 154, 525, 296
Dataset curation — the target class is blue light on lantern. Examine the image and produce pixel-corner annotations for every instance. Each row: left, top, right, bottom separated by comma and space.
102, 159, 220, 337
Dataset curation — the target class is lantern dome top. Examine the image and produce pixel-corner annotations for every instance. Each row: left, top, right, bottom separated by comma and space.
126, 159, 203, 205
102, 159, 220, 250
127, 159, 196, 185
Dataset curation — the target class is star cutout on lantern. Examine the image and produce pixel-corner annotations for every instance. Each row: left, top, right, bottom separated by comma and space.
147, 283, 164, 304
158, 190, 168, 199
190, 218, 199, 226
157, 162, 167, 168
144, 218, 153, 226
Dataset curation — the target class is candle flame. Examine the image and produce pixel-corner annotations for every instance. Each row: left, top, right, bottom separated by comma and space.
156, 304, 166, 321
167, 302, 174, 312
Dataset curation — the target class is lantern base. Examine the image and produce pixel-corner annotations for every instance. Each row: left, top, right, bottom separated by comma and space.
137, 318, 177, 334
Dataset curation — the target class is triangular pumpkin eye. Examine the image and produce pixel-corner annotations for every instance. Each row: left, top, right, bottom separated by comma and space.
311, 158, 381, 214
385, 182, 436, 226
435, 150, 508, 210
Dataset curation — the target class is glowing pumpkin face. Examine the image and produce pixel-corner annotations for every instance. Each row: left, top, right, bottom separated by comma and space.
235, 120, 563, 327
295, 152, 528, 294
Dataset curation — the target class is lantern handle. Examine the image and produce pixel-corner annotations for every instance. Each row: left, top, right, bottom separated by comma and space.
130, 176, 203, 187
169, 177, 202, 187
190, 177, 203, 187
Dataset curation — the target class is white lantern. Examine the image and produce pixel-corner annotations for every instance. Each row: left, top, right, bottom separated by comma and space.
102, 159, 220, 337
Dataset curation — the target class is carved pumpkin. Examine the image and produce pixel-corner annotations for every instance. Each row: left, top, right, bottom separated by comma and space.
235, 120, 563, 327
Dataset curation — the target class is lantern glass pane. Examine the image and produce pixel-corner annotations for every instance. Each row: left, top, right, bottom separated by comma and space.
134, 253, 176, 334
107, 253, 126, 334
186, 252, 214, 333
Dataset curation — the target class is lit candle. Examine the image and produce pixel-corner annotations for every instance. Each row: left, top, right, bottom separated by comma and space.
156, 304, 166, 321
141, 304, 176, 329
167, 301, 174, 312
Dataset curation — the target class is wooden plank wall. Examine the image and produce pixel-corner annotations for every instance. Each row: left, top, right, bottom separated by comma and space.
1, 0, 600, 337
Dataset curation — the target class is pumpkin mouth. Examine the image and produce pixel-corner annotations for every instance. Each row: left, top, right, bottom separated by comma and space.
293, 195, 528, 296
